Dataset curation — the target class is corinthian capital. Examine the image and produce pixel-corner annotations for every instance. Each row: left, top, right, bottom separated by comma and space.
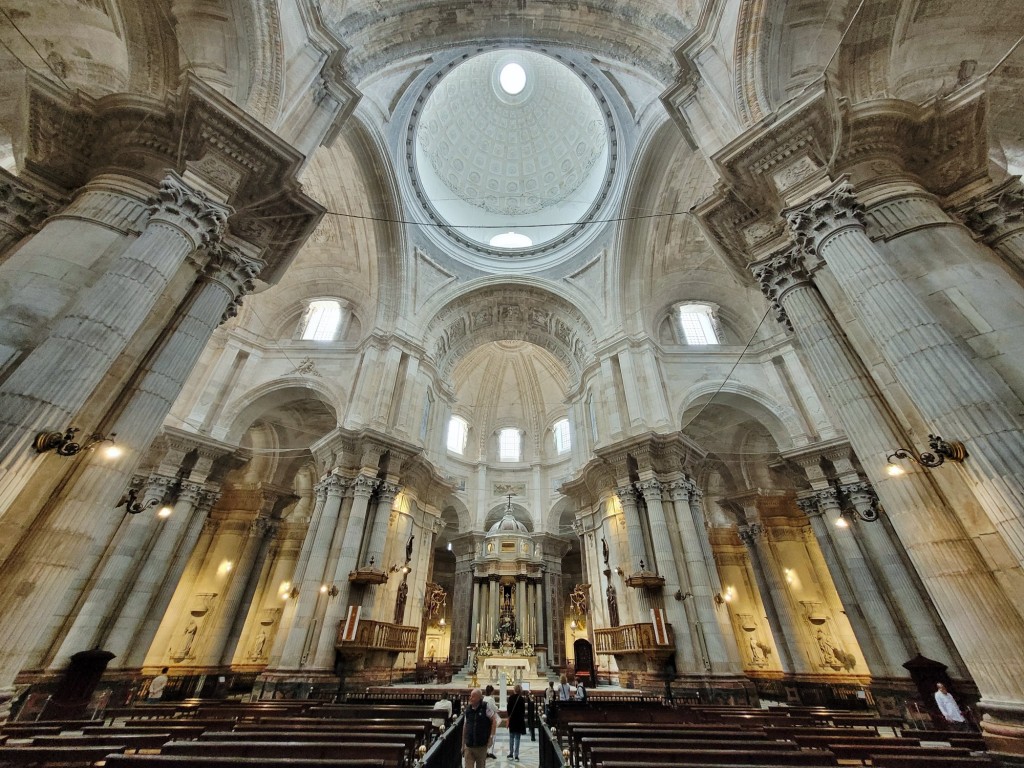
956, 177, 1024, 244
786, 180, 867, 253
0, 170, 57, 238
352, 474, 380, 497
615, 485, 638, 505
738, 522, 764, 545
147, 173, 231, 246
635, 478, 663, 500
750, 246, 811, 330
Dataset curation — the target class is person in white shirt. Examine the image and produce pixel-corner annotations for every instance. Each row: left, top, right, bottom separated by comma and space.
147, 668, 169, 701
558, 675, 571, 701
934, 683, 969, 730
432, 693, 453, 731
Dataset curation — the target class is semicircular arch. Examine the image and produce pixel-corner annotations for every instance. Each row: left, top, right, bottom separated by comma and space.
221, 378, 341, 445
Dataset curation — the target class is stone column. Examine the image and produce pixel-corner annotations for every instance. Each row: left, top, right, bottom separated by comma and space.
278, 475, 346, 668
267, 481, 328, 665
958, 177, 1024, 274
202, 518, 274, 665
0, 169, 55, 259
636, 479, 694, 662
0, 173, 230, 517
450, 562, 473, 667
52, 475, 167, 662
615, 485, 648, 573
547, 571, 565, 667
488, 576, 500, 643
788, 179, 1024, 570
516, 578, 526, 640
359, 481, 401, 613
667, 481, 731, 670
124, 486, 219, 668
305, 474, 378, 666
797, 494, 897, 676
738, 523, 811, 673
534, 578, 544, 647
752, 247, 1024, 707
6, 241, 259, 675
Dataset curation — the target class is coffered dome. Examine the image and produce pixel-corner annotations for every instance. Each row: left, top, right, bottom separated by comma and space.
410, 49, 613, 255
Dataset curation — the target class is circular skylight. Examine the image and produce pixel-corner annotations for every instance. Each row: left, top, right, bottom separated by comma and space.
412, 50, 612, 254
490, 231, 533, 248
499, 62, 526, 94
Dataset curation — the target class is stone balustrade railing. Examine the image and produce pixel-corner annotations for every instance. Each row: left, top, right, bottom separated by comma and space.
593, 622, 673, 655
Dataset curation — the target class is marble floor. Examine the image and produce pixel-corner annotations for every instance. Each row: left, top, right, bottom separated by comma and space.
489, 725, 540, 768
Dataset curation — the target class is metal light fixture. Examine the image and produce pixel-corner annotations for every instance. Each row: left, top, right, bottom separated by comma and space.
887, 435, 967, 473
320, 584, 339, 597
34, 427, 117, 457
116, 488, 159, 515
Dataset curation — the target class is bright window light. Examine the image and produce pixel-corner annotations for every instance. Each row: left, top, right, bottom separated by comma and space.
553, 418, 571, 454
678, 303, 719, 345
447, 416, 469, 454
498, 428, 521, 462
499, 63, 527, 95
489, 231, 533, 249
301, 300, 342, 341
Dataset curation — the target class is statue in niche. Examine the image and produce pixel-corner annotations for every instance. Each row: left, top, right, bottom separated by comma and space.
250, 629, 268, 660
394, 576, 409, 625
405, 534, 415, 564
816, 629, 838, 666
602, 537, 609, 565
606, 583, 620, 627
179, 619, 198, 657
749, 636, 766, 665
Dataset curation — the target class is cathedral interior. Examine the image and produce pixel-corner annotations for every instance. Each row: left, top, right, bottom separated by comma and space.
3, 0, 1024, 759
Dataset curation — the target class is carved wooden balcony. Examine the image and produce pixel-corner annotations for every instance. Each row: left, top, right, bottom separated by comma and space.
594, 622, 674, 656
336, 619, 418, 653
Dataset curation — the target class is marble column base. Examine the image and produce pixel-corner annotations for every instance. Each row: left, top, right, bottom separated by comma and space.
979, 700, 1024, 760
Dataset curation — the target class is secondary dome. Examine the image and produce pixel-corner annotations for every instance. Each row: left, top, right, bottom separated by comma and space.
412, 50, 612, 254
487, 512, 530, 535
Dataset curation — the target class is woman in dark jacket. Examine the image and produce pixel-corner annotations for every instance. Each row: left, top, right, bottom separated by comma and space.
506, 684, 527, 760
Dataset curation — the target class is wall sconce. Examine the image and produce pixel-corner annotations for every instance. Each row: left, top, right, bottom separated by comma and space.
614, 566, 624, 576
674, 590, 693, 602
280, 582, 299, 600
116, 488, 158, 515
887, 435, 967, 475
320, 584, 339, 597
34, 427, 117, 457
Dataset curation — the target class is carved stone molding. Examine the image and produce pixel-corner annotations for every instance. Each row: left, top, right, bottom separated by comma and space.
0, 169, 60, 247
956, 177, 1024, 245
749, 246, 811, 331
737, 522, 763, 546
786, 180, 868, 254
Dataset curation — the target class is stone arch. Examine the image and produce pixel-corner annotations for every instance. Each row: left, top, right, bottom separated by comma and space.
221, 378, 340, 445
679, 383, 801, 453
482, 502, 534, 533
424, 281, 598, 389
440, 496, 472, 538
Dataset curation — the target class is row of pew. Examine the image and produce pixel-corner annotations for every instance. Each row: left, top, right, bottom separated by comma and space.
552, 702, 992, 768
1, 700, 453, 768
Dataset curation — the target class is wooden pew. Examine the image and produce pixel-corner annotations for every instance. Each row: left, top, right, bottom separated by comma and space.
579, 737, 799, 768
871, 756, 995, 768
160, 739, 408, 766
105, 756, 385, 768
81, 724, 208, 740
30, 732, 173, 750
587, 747, 839, 766
0, 744, 130, 765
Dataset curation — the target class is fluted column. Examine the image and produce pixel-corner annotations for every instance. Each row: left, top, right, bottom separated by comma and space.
788, 179, 1024, 570
739, 523, 811, 673
0, 173, 230, 518
516, 578, 526, 640
333, 474, 379, 594
534, 578, 544, 648
751, 246, 1024, 705
359, 480, 401, 608
615, 485, 648, 573
52, 475, 168, 663
470, 578, 481, 645
5, 241, 259, 677
203, 518, 274, 665
798, 494, 900, 676
958, 177, 1024, 273
488, 576, 500, 643
124, 486, 219, 668
845, 482, 963, 673
636, 479, 694, 663
666, 481, 731, 670
278, 475, 346, 668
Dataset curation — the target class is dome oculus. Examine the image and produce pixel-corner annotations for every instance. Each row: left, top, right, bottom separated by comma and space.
412, 49, 612, 254
499, 62, 527, 94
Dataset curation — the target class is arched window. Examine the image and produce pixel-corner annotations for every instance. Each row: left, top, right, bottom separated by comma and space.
498, 427, 522, 462
553, 418, 571, 454
677, 303, 720, 345
447, 416, 469, 454
300, 300, 343, 341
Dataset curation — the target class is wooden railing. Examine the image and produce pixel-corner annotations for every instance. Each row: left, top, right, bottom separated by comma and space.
593, 622, 673, 655
336, 619, 418, 652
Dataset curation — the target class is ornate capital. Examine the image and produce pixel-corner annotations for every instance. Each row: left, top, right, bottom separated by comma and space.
957, 177, 1024, 245
786, 180, 867, 253
201, 240, 265, 322
352, 474, 380, 498
377, 481, 401, 504
146, 173, 231, 246
750, 246, 812, 330
738, 522, 764, 545
615, 485, 638, 505
323, 474, 347, 496
796, 496, 822, 518
635, 478, 663, 500
812, 487, 842, 513
665, 479, 691, 502
0, 170, 58, 241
